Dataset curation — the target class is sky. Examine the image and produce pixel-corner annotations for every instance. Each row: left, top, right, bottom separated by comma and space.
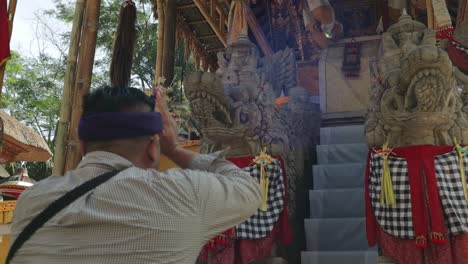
10, 0, 67, 57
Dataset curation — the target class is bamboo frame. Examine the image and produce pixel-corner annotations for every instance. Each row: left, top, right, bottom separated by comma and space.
52, 0, 87, 176
176, 14, 213, 70
457, 0, 467, 27
245, 4, 273, 56
193, 0, 228, 47
427, 0, 435, 29
161, 0, 177, 86
0, 0, 18, 99
155, 0, 165, 81
64, 0, 101, 171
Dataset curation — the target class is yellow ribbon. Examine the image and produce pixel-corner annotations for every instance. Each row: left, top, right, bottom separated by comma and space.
259, 164, 269, 211
252, 148, 276, 211
374, 143, 396, 206
454, 138, 468, 202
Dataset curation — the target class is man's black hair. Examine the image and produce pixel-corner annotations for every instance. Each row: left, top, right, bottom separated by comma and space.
82, 85, 155, 116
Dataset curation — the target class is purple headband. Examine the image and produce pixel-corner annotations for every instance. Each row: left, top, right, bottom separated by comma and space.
78, 112, 163, 141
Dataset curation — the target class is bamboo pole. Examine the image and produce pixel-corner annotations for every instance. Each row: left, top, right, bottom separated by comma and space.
155, 0, 165, 81
161, 0, 176, 87
64, 0, 101, 171
52, 0, 87, 176
0, 0, 18, 99
245, 5, 273, 56
457, 0, 467, 27
426, 0, 435, 29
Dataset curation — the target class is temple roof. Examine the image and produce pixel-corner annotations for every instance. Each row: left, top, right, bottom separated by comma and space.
154, 0, 463, 67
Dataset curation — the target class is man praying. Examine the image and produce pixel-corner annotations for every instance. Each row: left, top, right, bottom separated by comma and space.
8, 85, 262, 264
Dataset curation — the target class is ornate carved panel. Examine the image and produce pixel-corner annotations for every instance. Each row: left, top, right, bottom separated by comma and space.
331, 0, 380, 37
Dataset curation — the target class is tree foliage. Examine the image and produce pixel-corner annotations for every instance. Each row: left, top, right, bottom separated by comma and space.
3, 0, 195, 180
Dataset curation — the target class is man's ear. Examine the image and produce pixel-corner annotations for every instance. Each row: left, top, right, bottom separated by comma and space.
146, 135, 160, 162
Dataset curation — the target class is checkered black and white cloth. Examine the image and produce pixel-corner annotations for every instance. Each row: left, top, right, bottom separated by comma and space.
434, 150, 468, 235
369, 153, 415, 239
236, 159, 285, 240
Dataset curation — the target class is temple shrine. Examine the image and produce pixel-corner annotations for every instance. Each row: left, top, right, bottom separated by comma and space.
1, 0, 468, 263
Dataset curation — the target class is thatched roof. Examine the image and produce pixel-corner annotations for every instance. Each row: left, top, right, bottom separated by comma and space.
154, 0, 231, 70
0, 111, 52, 162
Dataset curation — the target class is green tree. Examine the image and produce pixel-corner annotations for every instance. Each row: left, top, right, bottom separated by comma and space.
49, 0, 194, 89
2, 0, 195, 180
2, 51, 63, 180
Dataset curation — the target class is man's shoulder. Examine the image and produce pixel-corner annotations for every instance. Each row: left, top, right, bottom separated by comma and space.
19, 175, 69, 200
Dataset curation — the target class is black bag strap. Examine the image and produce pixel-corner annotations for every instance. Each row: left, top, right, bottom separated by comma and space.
6, 169, 123, 264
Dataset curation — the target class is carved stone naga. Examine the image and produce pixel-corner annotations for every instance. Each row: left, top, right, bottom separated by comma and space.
184, 34, 320, 262
366, 10, 468, 147
185, 34, 318, 158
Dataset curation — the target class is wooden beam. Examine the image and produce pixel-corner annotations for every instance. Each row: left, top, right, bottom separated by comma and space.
427, 0, 435, 29
177, 3, 196, 9
199, 34, 217, 39
457, 0, 468, 26
193, 0, 227, 47
219, 12, 224, 30
245, 5, 273, 56
215, 3, 228, 28
211, 0, 215, 17
52, 0, 86, 176
188, 19, 208, 25
177, 0, 225, 10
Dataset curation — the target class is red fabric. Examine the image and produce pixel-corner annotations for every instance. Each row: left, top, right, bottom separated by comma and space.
198, 229, 236, 264
365, 145, 454, 247
365, 145, 468, 263
0, 0, 10, 66
235, 222, 279, 264
378, 226, 468, 264
423, 157, 446, 244
197, 223, 284, 264
448, 41, 468, 71
197, 156, 293, 264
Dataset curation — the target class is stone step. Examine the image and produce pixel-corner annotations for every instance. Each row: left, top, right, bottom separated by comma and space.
301, 251, 378, 264
309, 188, 364, 218
320, 125, 366, 145
313, 163, 366, 189
305, 218, 370, 251
316, 143, 368, 165
378, 256, 397, 263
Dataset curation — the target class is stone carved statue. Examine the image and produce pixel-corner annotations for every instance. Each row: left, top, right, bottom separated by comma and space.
366, 11, 468, 147
185, 34, 318, 157
184, 34, 320, 262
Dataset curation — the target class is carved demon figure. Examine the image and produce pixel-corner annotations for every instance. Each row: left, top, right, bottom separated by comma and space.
185, 35, 318, 157
366, 11, 468, 147
184, 35, 319, 262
